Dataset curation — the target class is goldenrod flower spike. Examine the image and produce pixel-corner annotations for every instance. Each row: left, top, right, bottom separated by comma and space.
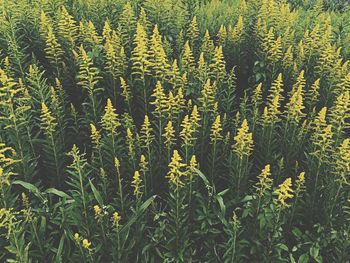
131, 171, 143, 198
217, 25, 227, 46
131, 23, 150, 81
252, 83, 263, 107
295, 172, 306, 195
120, 77, 132, 106
44, 25, 64, 69
111, 211, 121, 228
180, 115, 195, 147
90, 124, 101, 147
255, 164, 272, 197
200, 30, 214, 58
140, 115, 154, 148
126, 128, 135, 159
102, 20, 112, 42
163, 121, 176, 149
58, 6, 78, 48
334, 139, 350, 185
149, 25, 168, 79
101, 98, 120, 135
210, 46, 226, 81
182, 41, 195, 73
275, 178, 294, 210
167, 150, 187, 188
40, 103, 57, 135
93, 205, 102, 220
210, 115, 223, 143
150, 81, 167, 118
232, 119, 254, 158
199, 79, 216, 113
329, 91, 350, 136
168, 59, 182, 88
190, 105, 201, 130
187, 155, 198, 181
229, 15, 244, 44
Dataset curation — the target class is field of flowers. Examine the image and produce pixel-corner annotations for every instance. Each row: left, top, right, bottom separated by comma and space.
0, 0, 349, 262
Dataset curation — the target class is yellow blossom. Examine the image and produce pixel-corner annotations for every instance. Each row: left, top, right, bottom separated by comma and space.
232, 119, 254, 158
255, 164, 272, 197
167, 150, 187, 188
132, 171, 143, 198
210, 115, 223, 143
275, 178, 294, 210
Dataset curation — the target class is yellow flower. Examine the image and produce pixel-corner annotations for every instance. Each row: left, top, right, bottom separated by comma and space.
114, 157, 120, 169
111, 212, 121, 228
306, 78, 320, 107
58, 6, 78, 48
187, 16, 199, 46
99, 167, 107, 178
180, 115, 195, 147
329, 91, 350, 135
74, 233, 80, 242
101, 98, 120, 134
275, 178, 294, 210
140, 115, 154, 148
82, 239, 91, 250
104, 41, 118, 77
0, 208, 18, 238
282, 45, 293, 68
187, 155, 198, 180
44, 25, 64, 68
40, 103, 57, 136
217, 25, 227, 46
295, 172, 306, 195
229, 15, 244, 44
210, 115, 223, 143
90, 124, 101, 147
132, 171, 143, 198
255, 164, 272, 197
334, 139, 350, 185
190, 105, 201, 130
200, 30, 214, 59
120, 77, 132, 103
285, 85, 305, 123
150, 81, 167, 117
163, 121, 176, 149
93, 205, 102, 219
131, 23, 150, 81
140, 155, 149, 174
199, 79, 216, 113
182, 41, 195, 73
126, 128, 135, 159
232, 119, 253, 158
210, 46, 226, 81
252, 83, 263, 107
148, 25, 168, 79
167, 150, 187, 188
168, 59, 182, 88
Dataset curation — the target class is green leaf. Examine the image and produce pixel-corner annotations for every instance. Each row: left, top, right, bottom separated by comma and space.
54, 234, 65, 263
120, 195, 156, 234
310, 245, 319, 259
298, 253, 309, 263
12, 180, 40, 194
89, 179, 103, 206
194, 168, 210, 187
45, 188, 71, 199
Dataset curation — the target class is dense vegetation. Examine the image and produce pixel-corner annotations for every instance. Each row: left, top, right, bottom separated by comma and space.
0, 0, 350, 262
